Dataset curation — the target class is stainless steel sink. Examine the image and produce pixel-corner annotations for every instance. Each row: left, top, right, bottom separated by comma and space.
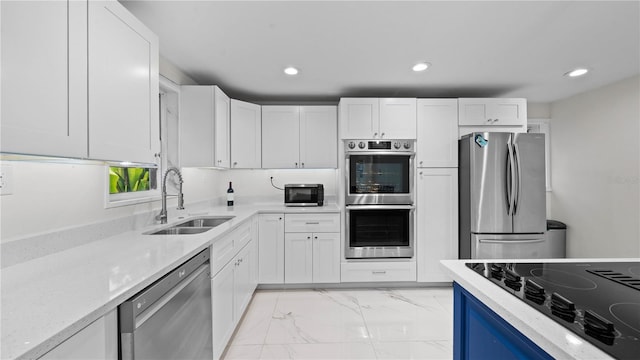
148, 227, 213, 235
174, 216, 235, 228
145, 216, 234, 235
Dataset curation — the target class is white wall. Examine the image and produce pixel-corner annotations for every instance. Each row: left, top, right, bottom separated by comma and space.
549, 75, 640, 258
0, 160, 221, 241
213, 169, 338, 203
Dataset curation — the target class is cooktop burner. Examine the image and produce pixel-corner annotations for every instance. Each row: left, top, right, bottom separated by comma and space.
466, 261, 640, 360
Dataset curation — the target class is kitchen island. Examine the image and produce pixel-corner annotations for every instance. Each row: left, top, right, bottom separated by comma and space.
0, 202, 339, 359
441, 259, 640, 360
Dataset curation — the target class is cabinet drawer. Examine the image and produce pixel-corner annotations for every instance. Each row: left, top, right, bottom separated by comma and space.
341, 261, 416, 282
211, 221, 252, 276
285, 213, 340, 233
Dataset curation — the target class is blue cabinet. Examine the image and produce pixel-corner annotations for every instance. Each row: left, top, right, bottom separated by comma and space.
454, 283, 553, 360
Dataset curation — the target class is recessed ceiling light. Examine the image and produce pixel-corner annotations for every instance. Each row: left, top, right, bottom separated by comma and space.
412, 62, 430, 72
284, 67, 299, 75
564, 68, 589, 77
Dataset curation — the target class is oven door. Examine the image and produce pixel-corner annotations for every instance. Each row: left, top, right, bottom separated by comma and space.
345, 205, 414, 258
346, 152, 414, 205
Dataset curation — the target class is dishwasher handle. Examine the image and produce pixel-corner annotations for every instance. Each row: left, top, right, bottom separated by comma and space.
135, 264, 209, 328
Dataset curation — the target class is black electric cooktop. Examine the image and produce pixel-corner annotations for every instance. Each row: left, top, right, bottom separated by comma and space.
466, 261, 640, 359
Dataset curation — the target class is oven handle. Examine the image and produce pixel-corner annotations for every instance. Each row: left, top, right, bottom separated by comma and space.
346, 205, 415, 210
345, 151, 415, 156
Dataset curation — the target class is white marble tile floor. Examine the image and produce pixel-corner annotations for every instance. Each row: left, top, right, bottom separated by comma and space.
223, 288, 454, 360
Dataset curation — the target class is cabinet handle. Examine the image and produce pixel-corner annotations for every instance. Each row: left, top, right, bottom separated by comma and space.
305, 222, 320, 225
486, 118, 493, 123
493, 118, 499, 123
372, 270, 387, 275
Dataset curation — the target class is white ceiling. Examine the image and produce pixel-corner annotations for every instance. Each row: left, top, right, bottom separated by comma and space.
121, 1, 640, 104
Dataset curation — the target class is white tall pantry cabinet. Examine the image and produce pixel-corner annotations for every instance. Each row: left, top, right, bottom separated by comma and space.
416, 99, 459, 283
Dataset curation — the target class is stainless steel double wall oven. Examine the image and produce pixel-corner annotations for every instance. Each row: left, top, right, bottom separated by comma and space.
344, 139, 415, 258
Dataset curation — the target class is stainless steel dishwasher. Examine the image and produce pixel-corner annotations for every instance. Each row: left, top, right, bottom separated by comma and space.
118, 248, 212, 360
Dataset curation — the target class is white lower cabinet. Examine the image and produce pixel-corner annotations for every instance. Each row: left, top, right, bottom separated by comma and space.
211, 220, 257, 360
258, 214, 285, 284
284, 213, 341, 284
259, 213, 340, 285
340, 261, 417, 282
416, 168, 458, 282
38, 310, 117, 360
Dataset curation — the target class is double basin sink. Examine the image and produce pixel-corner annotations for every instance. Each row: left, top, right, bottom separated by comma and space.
146, 216, 234, 235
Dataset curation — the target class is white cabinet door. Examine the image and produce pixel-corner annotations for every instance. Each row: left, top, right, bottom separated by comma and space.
262, 106, 301, 168
88, 1, 159, 163
180, 86, 230, 167
230, 99, 262, 168
214, 88, 231, 168
416, 168, 458, 283
417, 99, 459, 167
284, 233, 313, 284
39, 310, 117, 360
258, 214, 285, 284
458, 98, 527, 126
299, 106, 338, 168
233, 244, 253, 321
339, 98, 379, 139
180, 86, 215, 167
1, 1, 87, 158
312, 233, 341, 283
379, 98, 417, 139
211, 261, 235, 360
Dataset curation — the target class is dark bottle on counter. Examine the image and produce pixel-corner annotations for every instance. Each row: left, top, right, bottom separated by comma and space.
227, 181, 234, 206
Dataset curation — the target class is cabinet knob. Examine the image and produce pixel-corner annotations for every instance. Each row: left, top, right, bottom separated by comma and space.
233, 162, 238, 166
307, 236, 311, 240
493, 118, 499, 123
301, 162, 305, 168
419, 171, 423, 175
381, 132, 385, 138
419, 161, 423, 165
295, 162, 298, 167
314, 236, 318, 239
373, 132, 378, 138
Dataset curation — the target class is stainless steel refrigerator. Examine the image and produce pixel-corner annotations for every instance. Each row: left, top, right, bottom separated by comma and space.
459, 132, 552, 259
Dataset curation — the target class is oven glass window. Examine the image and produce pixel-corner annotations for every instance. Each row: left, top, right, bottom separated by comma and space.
349, 209, 410, 247
349, 155, 410, 194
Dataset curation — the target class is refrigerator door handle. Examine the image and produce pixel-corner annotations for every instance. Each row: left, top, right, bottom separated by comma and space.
479, 239, 545, 244
513, 142, 522, 214
506, 141, 516, 216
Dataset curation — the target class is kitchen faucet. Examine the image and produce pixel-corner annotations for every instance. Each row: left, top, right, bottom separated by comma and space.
156, 167, 184, 224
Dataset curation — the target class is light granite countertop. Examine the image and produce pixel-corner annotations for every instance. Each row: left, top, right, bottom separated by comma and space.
1, 203, 340, 360
440, 258, 640, 360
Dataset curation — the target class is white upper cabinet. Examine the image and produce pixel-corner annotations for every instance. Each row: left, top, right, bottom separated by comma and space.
2, 0, 159, 163
339, 98, 416, 139
230, 99, 262, 168
1, 1, 88, 158
299, 106, 338, 168
458, 98, 527, 137
180, 86, 230, 167
88, 0, 159, 163
262, 106, 337, 169
417, 99, 459, 167
262, 106, 300, 168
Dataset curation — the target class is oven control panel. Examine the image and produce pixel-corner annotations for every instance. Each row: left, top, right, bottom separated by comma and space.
345, 140, 414, 152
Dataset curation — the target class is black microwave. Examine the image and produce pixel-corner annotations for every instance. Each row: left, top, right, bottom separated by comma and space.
284, 184, 324, 207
